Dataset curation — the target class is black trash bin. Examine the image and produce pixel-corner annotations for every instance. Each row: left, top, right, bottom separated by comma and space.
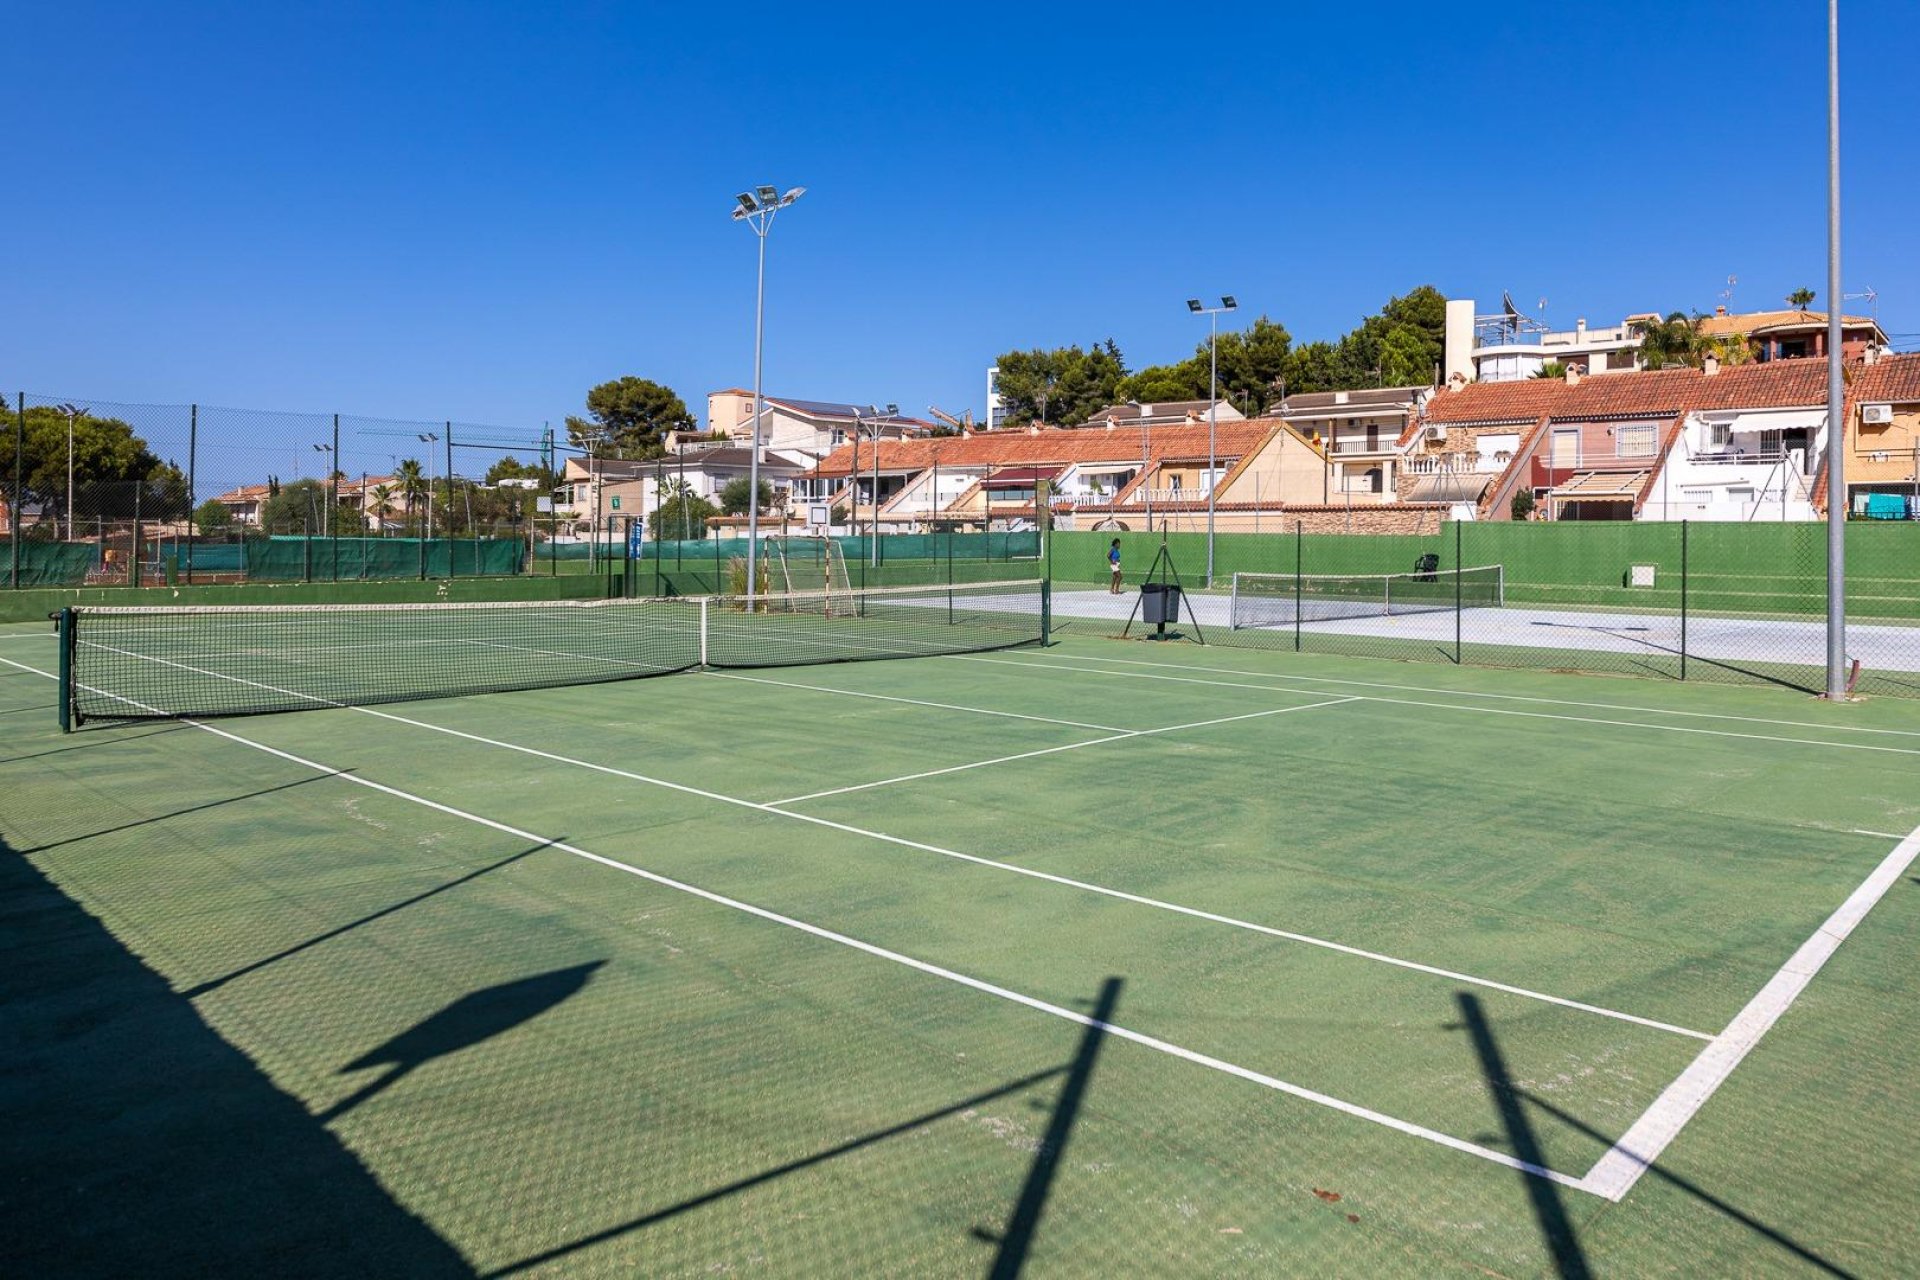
1140, 581, 1182, 625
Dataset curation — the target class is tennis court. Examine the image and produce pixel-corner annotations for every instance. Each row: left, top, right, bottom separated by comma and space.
4, 588, 1919, 1277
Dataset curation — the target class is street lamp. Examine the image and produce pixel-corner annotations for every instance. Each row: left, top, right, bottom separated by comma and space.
1186, 296, 1237, 584
417, 433, 440, 540
731, 182, 806, 607
313, 443, 335, 536
851, 404, 898, 566
57, 403, 87, 541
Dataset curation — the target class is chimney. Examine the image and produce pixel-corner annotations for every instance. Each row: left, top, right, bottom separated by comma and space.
1864, 343, 1883, 367
1140, 403, 1153, 418
1715, 305, 1727, 317
1334, 390, 1349, 405
1446, 370, 1469, 391
1576, 318, 1587, 336
1703, 353, 1720, 376
1564, 365, 1582, 387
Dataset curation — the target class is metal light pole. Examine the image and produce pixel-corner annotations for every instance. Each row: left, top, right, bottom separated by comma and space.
312, 443, 335, 535
57, 403, 86, 541
731, 183, 806, 608
1824, 0, 1846, 698
852, 404, 897, 566
1186, 298, 1237, 584
417, 432, 440, 541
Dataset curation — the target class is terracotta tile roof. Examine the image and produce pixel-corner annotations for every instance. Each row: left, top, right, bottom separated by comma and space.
1855, 353, 1920, 404
809, 421, 1279, 478
1695, 309, 1878, 338
1425, 360, 1836, 427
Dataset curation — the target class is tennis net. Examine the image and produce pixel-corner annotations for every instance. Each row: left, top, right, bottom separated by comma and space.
1230, 565, 1504, 629
61, 578, 1048, 724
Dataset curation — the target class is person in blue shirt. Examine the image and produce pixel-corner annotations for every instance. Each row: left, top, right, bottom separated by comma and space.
1108, 538, 1123, 593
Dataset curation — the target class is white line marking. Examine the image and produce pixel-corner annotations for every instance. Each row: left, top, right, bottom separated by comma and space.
766, 698, 1356, 805
0, 652, 1594, 1193
703, 670, 1131, 733
959, 656, 1920, 758
12, 649, 1709, 1037
1849, 829, 1906, 840
1579, 824, 1920, 1201
1008, 649, 1920, 740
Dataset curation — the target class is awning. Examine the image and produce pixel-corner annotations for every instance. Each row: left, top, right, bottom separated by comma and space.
983, 466, 1056, 487
1546, 470, 1652, 503
1407, 473, 1490, 503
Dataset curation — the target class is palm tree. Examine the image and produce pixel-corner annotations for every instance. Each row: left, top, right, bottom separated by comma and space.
395, 459, 425, 533
1531, 360, 1567, 380
368, 484, 398, 535
1786, 287, 1816, 313
1635, 312, 1706, 370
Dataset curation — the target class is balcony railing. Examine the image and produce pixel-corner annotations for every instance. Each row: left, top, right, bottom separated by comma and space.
1406, 455, 1507, 476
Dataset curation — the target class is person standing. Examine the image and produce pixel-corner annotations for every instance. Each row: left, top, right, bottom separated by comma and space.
1108, 538, 1123, 593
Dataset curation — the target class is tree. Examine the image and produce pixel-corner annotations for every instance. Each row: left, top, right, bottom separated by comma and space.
1531, 361, 1567, 380
193, 498, 233, 536
1786, 287, 1816, 312
483, 455, 558, 489
1280, 341, 1342, 396
990, 341, 1129, 426
1119, 315, 1295, 416
653, 484, 718, 541
257, 478, 331, 534
1636, 311, 1706, 370
1511, 490, 1537, 520
14, 405, 188, 526
566, 377, 694, 458
394, 458, 426, 530
367, 484, 399, 533
719, 477, 774, 515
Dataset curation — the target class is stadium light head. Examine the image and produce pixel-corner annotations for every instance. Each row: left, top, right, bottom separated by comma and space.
417, 432, 439, 443
1222, 295, 1238, 310
757, 185, 778, 203
884, 403, 899, 416
781, 186, 806, 204
1186, 299, 1203, 313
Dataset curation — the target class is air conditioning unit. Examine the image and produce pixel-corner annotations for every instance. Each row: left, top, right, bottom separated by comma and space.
1863, 404, 1894, 424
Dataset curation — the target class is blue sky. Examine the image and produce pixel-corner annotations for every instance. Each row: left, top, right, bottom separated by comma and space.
9, 1, 1917, 438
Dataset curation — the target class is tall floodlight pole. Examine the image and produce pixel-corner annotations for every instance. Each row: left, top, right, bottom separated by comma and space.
1824, 0, 1846, 698
1186, 298, 1237, 584
731, 184, 806, 608
57, 403, 87, 541
417, 432, 440, 541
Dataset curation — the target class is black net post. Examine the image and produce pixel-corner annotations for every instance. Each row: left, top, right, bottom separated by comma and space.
185, 403, 197, 586
131, 480, 143, 588
418, 527, 427, 580
1680, 519, 1689, 681
56, 607, 74, 732
302, 515, 312, 582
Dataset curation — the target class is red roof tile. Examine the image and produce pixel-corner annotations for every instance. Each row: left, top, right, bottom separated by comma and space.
1426, 360, 1837, 426
810, 421, 1279, 477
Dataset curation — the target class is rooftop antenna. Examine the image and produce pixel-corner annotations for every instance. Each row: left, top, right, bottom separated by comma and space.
1721, 275, 1738, 310
1843, 286, 1879, 325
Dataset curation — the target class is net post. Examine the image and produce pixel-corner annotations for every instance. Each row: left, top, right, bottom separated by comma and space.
1454, 518, 1463, 664
1293, 520, 1303, 653
699, 597, 710, 667
1040, 579, 1051, 647
57, 607, 74, 733
445, 424, 455, 582
1680, 519, 1689, 681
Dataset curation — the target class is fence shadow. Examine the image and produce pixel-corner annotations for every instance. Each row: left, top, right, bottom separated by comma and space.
1453, 992, 1592, 1280
0, 833, 473, 1277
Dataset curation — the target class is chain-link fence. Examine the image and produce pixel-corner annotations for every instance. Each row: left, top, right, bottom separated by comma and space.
6, 394, 562, 587
1050, 523, 1920, 699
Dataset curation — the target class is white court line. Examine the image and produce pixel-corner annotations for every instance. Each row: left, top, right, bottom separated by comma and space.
1019, 650, 1920, 741
1850, 829, 1907, 840
25, 645, 1712, 1037
766, 698, 1357, 806
959, 655, 1920, 759
1579, 824, 1920, 1201
704, 670, 1131, 733
0, 654, 1594, 1191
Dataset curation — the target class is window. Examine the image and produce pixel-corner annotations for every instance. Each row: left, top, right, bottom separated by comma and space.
1706, 422, 1732, 451
1616, 424, 1657, 458
1551, 429, 1580, 467
1606, 350, 1639, 370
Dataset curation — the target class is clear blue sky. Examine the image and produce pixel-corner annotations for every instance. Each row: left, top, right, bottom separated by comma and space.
9, 1, 1916, 435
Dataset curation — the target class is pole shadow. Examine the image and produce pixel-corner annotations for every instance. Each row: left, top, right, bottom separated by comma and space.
1453, 992, 1593, 1280
21, 773, 339, 855
183, 840, 552, 998
1515, 1087, 1860, 1279
977, 976, 1124, 1279
319, 960, 606, 1124
0, 722, 187, 764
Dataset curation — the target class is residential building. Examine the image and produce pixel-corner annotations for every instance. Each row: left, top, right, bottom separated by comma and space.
1068, 400, 1247, 431
1843, 351, 1920, 518
1278, 387, 1431, 503
705, 391, 933, 462
1696, 307, 1885, 365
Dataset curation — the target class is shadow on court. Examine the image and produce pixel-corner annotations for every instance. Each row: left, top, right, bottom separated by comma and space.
19, 772, 340, 856
1454, 992, 1593, 1279
319, 960, 606, 1123
0, 832, 474, 1278
1514, 1087, 1860, 1279
184, 840, 553, 998
0, 721, 188, 764
481, 976, 1123, 1279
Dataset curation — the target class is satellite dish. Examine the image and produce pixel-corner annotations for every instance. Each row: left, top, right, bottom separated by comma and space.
1501, 290, 1523, 323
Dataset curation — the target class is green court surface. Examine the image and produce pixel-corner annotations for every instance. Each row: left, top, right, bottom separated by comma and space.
4, 619, 1918, 1277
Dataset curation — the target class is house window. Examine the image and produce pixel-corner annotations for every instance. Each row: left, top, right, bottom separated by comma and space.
1606, 350, 1638, 370
1551, 429, 1580, 467
1706, 422, 1732, 451
1616, 424, 1657, 458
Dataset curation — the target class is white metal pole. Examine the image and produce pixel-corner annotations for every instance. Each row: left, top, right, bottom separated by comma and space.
1825, 0, 1847, 697
748, 227, 768, 608
1208, 311, 1218, 585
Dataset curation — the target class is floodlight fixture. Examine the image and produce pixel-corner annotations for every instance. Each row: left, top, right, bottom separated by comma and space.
782, 186, 806, 203
1184, 293, 1241, 585
730, 180, 807, 607
1186, 299, 1203, 312
757, 184, 778, 203
1222, 295, 1238, 310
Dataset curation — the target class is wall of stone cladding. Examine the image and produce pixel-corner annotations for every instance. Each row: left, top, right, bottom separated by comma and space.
1280, 504, 1453, 535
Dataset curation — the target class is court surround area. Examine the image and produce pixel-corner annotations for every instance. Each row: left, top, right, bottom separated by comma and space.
4, 580, 1919, 1277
